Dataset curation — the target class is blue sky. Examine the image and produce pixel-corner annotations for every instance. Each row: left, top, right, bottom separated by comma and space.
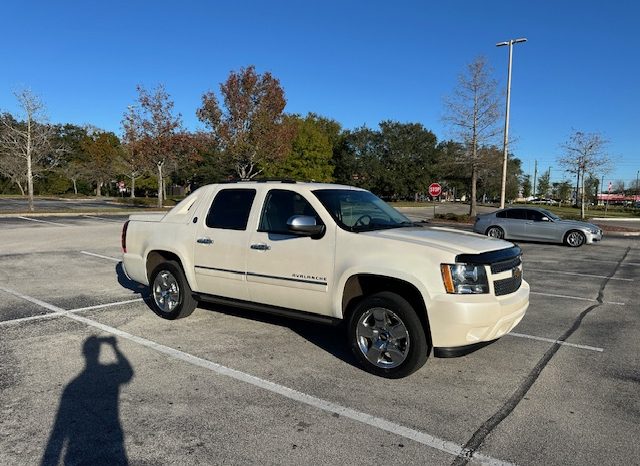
1, 1, 638, 186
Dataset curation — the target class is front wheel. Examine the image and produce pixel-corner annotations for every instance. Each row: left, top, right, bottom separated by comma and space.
149, 261, 197, 320
564, 230, 586, 247
348, 292, 429, 378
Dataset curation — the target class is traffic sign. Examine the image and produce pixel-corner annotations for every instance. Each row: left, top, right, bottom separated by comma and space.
428, 183, 442, 197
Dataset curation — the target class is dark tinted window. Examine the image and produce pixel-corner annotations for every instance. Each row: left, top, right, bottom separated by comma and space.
259, 189, 322, 233
496, 211, 507, 218
506, 209, 527, 220
527, 210, 544, 221
206, 189, 256, 230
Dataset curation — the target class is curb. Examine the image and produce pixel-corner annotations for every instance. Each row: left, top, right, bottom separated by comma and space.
0, 210, 169, 218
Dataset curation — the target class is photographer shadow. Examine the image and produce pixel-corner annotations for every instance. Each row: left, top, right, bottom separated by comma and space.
41, 336, 134, 466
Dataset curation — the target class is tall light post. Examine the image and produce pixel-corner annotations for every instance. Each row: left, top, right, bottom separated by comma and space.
497, 38, 527, 208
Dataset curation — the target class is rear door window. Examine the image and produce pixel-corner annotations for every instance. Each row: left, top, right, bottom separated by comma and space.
206, 189, 256, 230
506, 209, 527, 220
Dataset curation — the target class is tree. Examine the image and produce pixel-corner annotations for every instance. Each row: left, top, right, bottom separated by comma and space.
443, 57, 502, 217
197, 65, 295, 179
536, 170, 551, 198
81, 131, 122, 196
557, 130, 610, 219
265, 114, 334, 181
555, 180, 573, 205
521, 174, 532, 198
0, 89, 58, 211
120, 105, 148, 197
126, 85, 184, 207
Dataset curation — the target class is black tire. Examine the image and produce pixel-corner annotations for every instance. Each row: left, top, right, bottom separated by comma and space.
564, 230, 586, 247
149, 261, 197, 320
347, 292, 429, 378
485, 226, 505, 239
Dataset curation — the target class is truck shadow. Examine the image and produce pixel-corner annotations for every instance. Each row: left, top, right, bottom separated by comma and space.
115, 263, 150, 298
197, 302, 358, 369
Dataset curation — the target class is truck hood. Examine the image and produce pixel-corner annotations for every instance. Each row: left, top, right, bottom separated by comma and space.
361, 226, 514, 255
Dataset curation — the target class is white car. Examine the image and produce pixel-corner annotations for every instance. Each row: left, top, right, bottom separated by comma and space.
122, 182, 529, 378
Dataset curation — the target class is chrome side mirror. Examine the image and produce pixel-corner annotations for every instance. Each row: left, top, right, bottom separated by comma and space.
287, 215, 325, 236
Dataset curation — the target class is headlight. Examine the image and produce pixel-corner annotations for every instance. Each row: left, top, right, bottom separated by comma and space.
590, 228, 600, 234
441, 263, 489, 294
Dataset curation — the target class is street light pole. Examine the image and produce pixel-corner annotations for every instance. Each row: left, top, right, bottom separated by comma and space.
497, 38, 527, 208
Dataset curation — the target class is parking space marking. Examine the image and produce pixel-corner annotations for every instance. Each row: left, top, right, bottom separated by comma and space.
563, 257, 640, 267
17, 216, 69, 227
80, 251, 121, 262
507, 332, 604, 352
0, 285, 511, 465
0, 297, 145, 327
530, 291, 625, 306
83, 215, 125, 223
526, 268, 633, 281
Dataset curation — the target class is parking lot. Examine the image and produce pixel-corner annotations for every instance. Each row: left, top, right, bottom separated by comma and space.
1, 215, 638, 465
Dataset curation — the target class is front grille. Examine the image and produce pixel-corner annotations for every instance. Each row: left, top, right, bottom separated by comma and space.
494, 274, 522, 296
491, 256, 522, 274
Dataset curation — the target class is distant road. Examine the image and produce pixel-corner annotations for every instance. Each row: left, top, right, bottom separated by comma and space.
0, 197, 157, 214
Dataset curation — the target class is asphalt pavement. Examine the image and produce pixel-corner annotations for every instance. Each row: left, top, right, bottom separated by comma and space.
1, 214, 638, 465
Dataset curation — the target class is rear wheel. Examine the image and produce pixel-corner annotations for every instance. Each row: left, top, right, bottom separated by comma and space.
486, 226, 505, 239
348, 292, 429, 378
149, 261, 197, 319
564, 230, 586, 247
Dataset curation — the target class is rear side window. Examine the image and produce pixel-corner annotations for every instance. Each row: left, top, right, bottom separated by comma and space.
506, 209, 527, 220
206, 189, 256, 230
496, 211, 507, 218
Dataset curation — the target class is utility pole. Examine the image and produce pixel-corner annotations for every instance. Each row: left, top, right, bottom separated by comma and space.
533, 160, 538, 198
497, 38, 527, 209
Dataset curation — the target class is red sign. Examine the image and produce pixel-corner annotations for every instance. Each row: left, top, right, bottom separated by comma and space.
428, 183, 442, 197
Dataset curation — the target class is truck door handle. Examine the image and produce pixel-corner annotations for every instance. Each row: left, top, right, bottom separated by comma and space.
197, 237, 213, 244
250, 243, 271, 251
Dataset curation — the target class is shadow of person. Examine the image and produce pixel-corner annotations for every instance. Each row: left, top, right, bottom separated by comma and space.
41, 336, 134, 466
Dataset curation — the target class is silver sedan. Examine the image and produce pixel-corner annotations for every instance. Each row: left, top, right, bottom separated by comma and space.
473, 207, 603, 247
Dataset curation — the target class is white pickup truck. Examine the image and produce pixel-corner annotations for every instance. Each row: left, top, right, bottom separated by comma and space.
122, 181, 529, 378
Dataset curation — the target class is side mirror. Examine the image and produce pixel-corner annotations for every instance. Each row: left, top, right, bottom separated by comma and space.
541, 216, 550, 222
287, 215, 325, 237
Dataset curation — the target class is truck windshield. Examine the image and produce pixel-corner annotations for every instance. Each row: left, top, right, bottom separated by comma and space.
313, 189, 416, 232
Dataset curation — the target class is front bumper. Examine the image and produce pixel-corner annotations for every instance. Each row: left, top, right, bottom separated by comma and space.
427, 280, 529, 349
585, 230, 603, 244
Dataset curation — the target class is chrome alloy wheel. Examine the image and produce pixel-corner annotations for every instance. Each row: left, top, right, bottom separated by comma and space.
356, 307, 410, 369
153, 270, 180, 313
487, 227, 504, 239
566, 231, 585, 247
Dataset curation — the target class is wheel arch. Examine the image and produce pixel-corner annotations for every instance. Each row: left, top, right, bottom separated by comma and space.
563, 228, 586, 246
341, 274, 432, 347
146, 250, 187, 283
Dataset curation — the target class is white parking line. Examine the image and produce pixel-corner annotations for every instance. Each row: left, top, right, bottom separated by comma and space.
0, 285, 510, 465
17, 216, 69, 227
508, 332, 604, 352
530, 291, 625, 306
566, 258, 640, 268
526, 268, 633, 282
0, 297, 145, 327
80, 251, 121, 262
